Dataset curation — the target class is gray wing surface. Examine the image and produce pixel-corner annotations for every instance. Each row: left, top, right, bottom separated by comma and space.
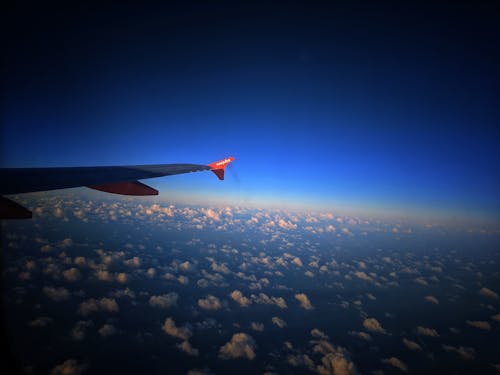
0, 164, 210, 195
0, 156, 234, 219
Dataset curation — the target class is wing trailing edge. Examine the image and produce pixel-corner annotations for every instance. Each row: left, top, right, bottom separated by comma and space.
88, 181, 158, 196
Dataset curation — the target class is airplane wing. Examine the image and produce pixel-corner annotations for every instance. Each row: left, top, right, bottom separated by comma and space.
0, 156, 234, 219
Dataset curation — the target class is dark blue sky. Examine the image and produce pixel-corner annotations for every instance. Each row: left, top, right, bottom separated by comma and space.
3, 2, 499, 220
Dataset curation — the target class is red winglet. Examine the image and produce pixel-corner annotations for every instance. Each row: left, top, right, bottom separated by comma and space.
208, 156, 235, 180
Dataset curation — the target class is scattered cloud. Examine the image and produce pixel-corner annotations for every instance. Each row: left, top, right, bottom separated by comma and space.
287, 354, 315, 369
149, 293, 178, 308
230, 290, 252, 307
162, 317, 192, 340
466, 320, 491, 330
95, 270, 113, 281
317, 348, 359, 375
71, 320, 93, 341
479, 287, 498, 299
219, 333, 256, 360
98, 323, 117, 337
272, 316, 287, 328
442, 344, 475, 360
311, 328, 329, 340
402, 338, 422, 351
43, 286, 70, 301
382, 357, 408, 372
177, 340, 199, 356
416, 326, 439, 337
354, 271, 372, 282
198, 295, 222, 311
363, 318, 386, 334
295, 293, 314, 310
123, 256, 141, 267
78, 298, 119, 316
211, 261, 230, 274
49, 359, 88, 375
348, 331, 372, 341
424, 295, 439, 304
251, 293, 287, 308
116, 272, 128, 283
251, 322, 264, 332
292, 257, 303, 267
62, 268, 81, 282
30, 316, 53, 327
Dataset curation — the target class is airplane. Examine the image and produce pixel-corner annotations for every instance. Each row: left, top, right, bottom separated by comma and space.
0, 156, 235, 219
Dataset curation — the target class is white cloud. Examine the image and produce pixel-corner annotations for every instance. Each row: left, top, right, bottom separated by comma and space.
272, 316, 287, 328
311, 328, 329, 340
71, 320, 93, 341
203, 208, 220, 221
402, 338, 422, 351
60, 238, 73, 248
62, 268, 81, 282
78, 298, 119, 316
211, 261, 230, 274
177, 340, 199, 356
98, 323, 117, 337
466, 320, 491, 330
162, 317, 192, 340
179, 261, 192, 271
43, 286, 70, 301
382, 357, 408, 372
116, 272, 128, 283
149, 293, 178, 308
219, 333, 256, 360
292, 257, 303, 267
479, 287, 498, 299
354, 271, 372, 282
278, 219, 297, 230
198, 295, 222, 311
288, 354, 315, 369
30, 316, 53, 327
74, 257, 86, 266
424, 295, 439, 304
362, 318, 386, 334
416, 326, 439, 337
442, 344, 475, 360
348, 331, 372, 341
251, 293, 287, 308
414, 277, 428, 286
123, 256, 141, 267
49, 359, 87, 375
317, 348, 359, 375
95, 270, 113, 281
251, 322, 264, 332
230, 290, 252, 307
295, 293, 314, 310
111, 288, 136, 299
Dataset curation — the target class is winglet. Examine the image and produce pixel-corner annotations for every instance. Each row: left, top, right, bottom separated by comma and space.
208, 157, 235, 180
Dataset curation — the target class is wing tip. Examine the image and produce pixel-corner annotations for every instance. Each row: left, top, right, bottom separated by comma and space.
208, 157, 235, 181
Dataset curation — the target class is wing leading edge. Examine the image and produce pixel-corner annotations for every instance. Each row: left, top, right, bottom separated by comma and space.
0, 157, 234, 219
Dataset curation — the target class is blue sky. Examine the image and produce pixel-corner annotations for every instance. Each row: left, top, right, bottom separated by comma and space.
2, 2, 499, 221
